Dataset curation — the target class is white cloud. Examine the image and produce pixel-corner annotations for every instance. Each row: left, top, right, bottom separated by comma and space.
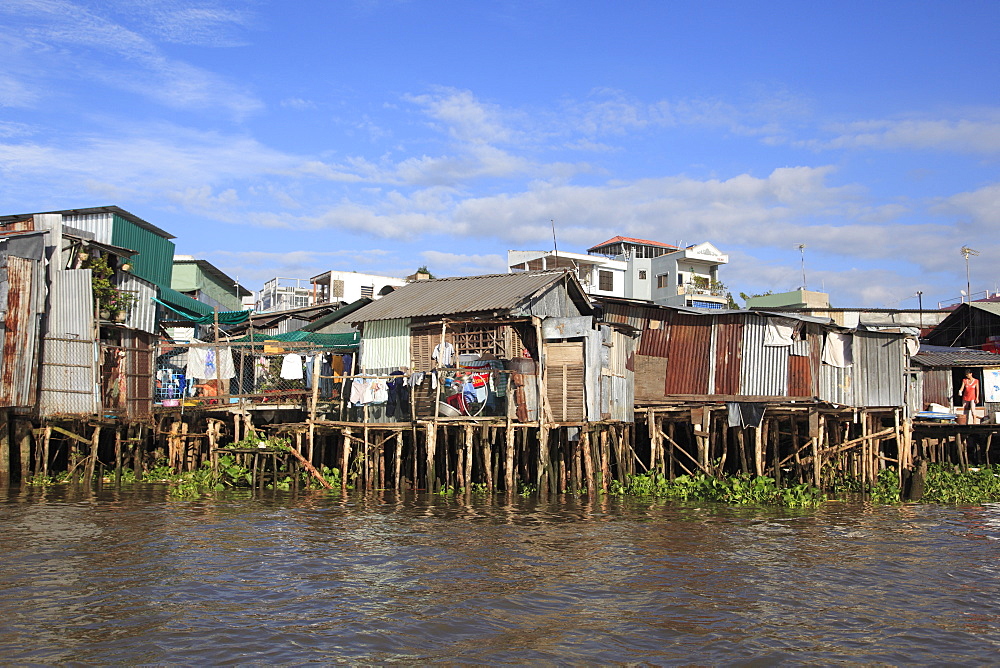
419, 251, 507, 277
804, 116, 1000, 155
0, 0, 261, 116
938, 182, 1000, 229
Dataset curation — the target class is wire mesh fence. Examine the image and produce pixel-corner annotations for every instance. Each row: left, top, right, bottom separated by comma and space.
155, 343, 353, 407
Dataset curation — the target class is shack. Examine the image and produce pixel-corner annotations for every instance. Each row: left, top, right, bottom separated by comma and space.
598, 297, 914, 489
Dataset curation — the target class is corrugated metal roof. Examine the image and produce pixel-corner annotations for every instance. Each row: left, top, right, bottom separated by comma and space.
349, 270, 591, 322
971, 302, 1000, 317
0, 206, 176, 240
912, 345, 1000, 368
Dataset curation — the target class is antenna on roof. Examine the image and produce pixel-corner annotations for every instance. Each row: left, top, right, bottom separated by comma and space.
797, 244, 807, 290
551, 219, 559, 262
961, 245, 979, 303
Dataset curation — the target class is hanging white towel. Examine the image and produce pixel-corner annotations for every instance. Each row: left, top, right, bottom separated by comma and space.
764, 317, 797, 346
822, 331, 853, 368
280, 353, 304, 379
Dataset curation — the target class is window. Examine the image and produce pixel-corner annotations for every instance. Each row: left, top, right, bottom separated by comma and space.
360, 285, 374, 298
656, 274, 669, 289
598, 270, 614, 291
638, 270, 647, 280
678, 273, 684, 286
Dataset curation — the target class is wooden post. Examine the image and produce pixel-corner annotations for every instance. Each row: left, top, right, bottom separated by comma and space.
86, 424, 101, 485
0, 410, 9, 489
425, 423, 437, 492
599, 426, 610, 492
537, 425, 550, 495
114, 425, 123, 486
308, 352, 321, 463
341, 427, 352, 491
464, 424, 473, 492
809, 409, 821, 488
16, 419, 32, 485
42, 425, 52, 478
581, 428, 594, 496
505, 421, 515, 494
395, 431, 403, 491
479, 427, 494, 492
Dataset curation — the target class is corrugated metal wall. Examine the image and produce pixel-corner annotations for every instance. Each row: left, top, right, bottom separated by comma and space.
819, 331, 855, 406
664, 313, 711, 394
110, 214, 175, 287
921, 368, 952, 408
602, 328, 635, 421
713, 313, 743, 394
118, 273, 157, 334
739, 314, 789, 396
62, 213, 113, 244
39, 268, 99, 416
360, 318, 411, 371
854, 331, 906, 407
0, 254, 43, 407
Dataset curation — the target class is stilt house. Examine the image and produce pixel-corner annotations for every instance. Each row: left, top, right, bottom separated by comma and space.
348, 270, 635, 424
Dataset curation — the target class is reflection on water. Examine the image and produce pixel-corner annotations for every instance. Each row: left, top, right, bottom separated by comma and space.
1, 486, 998, 664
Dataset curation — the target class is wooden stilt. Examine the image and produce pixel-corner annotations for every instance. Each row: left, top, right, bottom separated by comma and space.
505, 421, 515, 494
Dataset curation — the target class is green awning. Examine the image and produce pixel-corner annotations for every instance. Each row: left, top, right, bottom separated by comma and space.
228, 330, 360, 349
155, 285, 251, 324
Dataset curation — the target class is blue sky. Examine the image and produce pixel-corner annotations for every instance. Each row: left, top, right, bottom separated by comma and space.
1, 0, 998, 308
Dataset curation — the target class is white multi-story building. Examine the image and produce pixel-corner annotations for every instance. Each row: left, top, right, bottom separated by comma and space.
508, 235, 730, 309
310, 270, 407, 306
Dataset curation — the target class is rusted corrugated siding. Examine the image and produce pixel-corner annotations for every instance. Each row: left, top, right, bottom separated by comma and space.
922, 368, 952, 407
739, 314, 788, 397
124, 331, 154, 419
0, 255, 40, 407
664, 313, 710, 394
713, 314, 743, 395
638, 326, 670, 357
601, 300, 661, 330
0, 216, 35, 237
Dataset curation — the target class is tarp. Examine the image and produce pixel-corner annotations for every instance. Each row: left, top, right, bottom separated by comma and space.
227, 330, 360, 349
155, 285, 251, 324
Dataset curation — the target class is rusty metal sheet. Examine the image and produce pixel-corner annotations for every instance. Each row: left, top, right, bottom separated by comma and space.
713, 313, 743, 395
664, 313, 711, 395
0, 255, 40, 407
638, 326, 670, 357
921, 368, 952, 407
0, 216, 35, 237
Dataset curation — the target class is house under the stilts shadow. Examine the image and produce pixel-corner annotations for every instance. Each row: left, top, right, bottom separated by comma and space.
344, 269, 636, 425
596, 296, 917, 480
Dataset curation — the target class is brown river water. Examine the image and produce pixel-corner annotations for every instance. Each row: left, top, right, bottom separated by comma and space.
1, 486, 998, 665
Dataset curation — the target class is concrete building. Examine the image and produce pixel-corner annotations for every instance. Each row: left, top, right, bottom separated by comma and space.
171, 255, 251, 313
310, 270, 407, 306
508, 235, 730, 309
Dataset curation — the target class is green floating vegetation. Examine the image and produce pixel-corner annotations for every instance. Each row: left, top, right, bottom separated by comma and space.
610, 472, 825, 507
872, 464, 1000, 505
